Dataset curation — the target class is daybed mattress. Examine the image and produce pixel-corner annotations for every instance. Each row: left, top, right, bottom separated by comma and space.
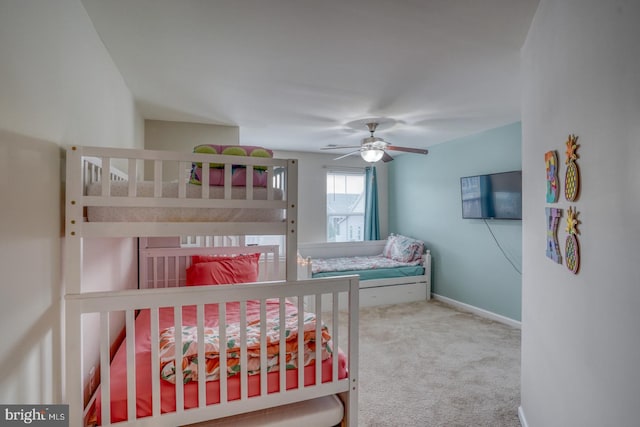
312, 265, 425, 281
93, 299, 348, 425
311, 255, 423, 281
86, 181, 284, 222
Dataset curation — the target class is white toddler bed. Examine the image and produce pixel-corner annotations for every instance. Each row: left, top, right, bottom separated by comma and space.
298, 238, 431, 308
64, 146, 358, 426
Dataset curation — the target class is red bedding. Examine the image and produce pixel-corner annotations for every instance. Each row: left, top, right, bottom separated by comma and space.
92, 299, 347, 424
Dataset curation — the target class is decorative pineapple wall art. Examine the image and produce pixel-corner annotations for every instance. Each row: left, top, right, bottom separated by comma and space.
544, 134, 584, 272
564, 134, 580, 201
564, 206, 581, 274
545, 150, 560, 203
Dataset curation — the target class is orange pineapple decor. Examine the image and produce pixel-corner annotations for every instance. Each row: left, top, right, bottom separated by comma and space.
564, 134, 580, 201
565, 206, 580, 274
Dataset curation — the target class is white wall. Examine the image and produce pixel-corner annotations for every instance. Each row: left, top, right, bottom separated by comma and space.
274, 150, 389, 244
145, 120, 239, 180
145, 120, 239, 151
0, 0, 143, 404
80, 238, 138, 403
520, 1, 640, 426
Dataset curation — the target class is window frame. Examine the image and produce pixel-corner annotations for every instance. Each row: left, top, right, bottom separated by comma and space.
325, 168, 366, 243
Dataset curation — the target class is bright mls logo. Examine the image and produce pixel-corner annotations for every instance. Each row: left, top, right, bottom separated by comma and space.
0, 405, 68, 426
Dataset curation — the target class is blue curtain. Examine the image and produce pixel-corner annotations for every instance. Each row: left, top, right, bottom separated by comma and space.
364, 166, 380, 240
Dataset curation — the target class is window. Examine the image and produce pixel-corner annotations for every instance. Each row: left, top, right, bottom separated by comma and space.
326, 170, 365, 242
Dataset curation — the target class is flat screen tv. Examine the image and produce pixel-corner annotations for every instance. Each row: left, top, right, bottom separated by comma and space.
460, 171, 522, 220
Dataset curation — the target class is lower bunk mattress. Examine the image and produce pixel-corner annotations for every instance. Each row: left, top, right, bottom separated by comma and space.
86, 181, 285, 222
89, 299, 347, 425
311, 255, 424, 281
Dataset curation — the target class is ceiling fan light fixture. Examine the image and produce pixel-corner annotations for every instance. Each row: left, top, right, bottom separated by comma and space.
324, 118, 428, 163
361, 147, 384, 162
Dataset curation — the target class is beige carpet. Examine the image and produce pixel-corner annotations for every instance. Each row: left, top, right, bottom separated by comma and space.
348, 299, 521, 427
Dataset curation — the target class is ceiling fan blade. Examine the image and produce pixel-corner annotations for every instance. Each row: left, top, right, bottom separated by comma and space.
381, 152, 394, 162
333, 150, 361, 161
321, 145, 362, 151
386, 145, 429, 155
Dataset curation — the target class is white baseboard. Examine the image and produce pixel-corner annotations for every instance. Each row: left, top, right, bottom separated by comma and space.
518, 406, 528, 427
431, 293, 521, 329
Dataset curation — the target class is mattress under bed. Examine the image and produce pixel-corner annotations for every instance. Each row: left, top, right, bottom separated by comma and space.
185, 395, 344, 427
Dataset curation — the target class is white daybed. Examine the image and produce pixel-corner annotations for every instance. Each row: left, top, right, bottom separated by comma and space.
298, 239, 431, 308
64, 146, 358, 427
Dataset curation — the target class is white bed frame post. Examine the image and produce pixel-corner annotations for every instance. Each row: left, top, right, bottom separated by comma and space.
64, 300, 83, 427
64, 146, 85, 427
344, 276, 359, 426
285, 159, 298, 281
65, 146, 84, 295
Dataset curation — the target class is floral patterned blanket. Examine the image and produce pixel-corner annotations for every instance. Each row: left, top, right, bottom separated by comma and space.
311, 254, 421, 274
159, 311, 331, 384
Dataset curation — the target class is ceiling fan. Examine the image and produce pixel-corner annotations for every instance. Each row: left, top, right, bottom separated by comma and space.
322, 121, 429, 162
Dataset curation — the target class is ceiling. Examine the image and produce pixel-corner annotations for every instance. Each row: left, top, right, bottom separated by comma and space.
81, 0, 539, 154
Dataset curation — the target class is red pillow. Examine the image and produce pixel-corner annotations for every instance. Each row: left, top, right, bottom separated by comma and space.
186, 253, 260, 286
192, 254, 234, 265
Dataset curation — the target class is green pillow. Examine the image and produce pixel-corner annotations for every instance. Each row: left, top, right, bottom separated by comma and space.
192, 144, 223, 168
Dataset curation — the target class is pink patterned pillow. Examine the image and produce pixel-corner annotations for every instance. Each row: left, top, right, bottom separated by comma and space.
383, 234, 424, 262
382, 235, 398, 258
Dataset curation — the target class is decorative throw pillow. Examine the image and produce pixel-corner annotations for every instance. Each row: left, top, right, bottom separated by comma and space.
191, 144, 273, 169
186, 253, 260, 285
383, 234, 425, 263
190, 144, 274, 185
382, 234, 398, 258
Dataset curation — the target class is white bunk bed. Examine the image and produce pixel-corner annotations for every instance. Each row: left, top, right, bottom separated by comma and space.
298, 240, 431, 308
64, 146, 359, 426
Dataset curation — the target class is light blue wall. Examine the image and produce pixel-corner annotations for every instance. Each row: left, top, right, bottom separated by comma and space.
389, 122, 522, 321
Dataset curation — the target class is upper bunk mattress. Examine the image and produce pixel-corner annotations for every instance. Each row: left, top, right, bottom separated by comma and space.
86, 181, 285, 222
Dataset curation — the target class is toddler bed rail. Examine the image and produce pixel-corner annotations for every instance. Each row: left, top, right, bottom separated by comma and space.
66, 277, 359, 427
